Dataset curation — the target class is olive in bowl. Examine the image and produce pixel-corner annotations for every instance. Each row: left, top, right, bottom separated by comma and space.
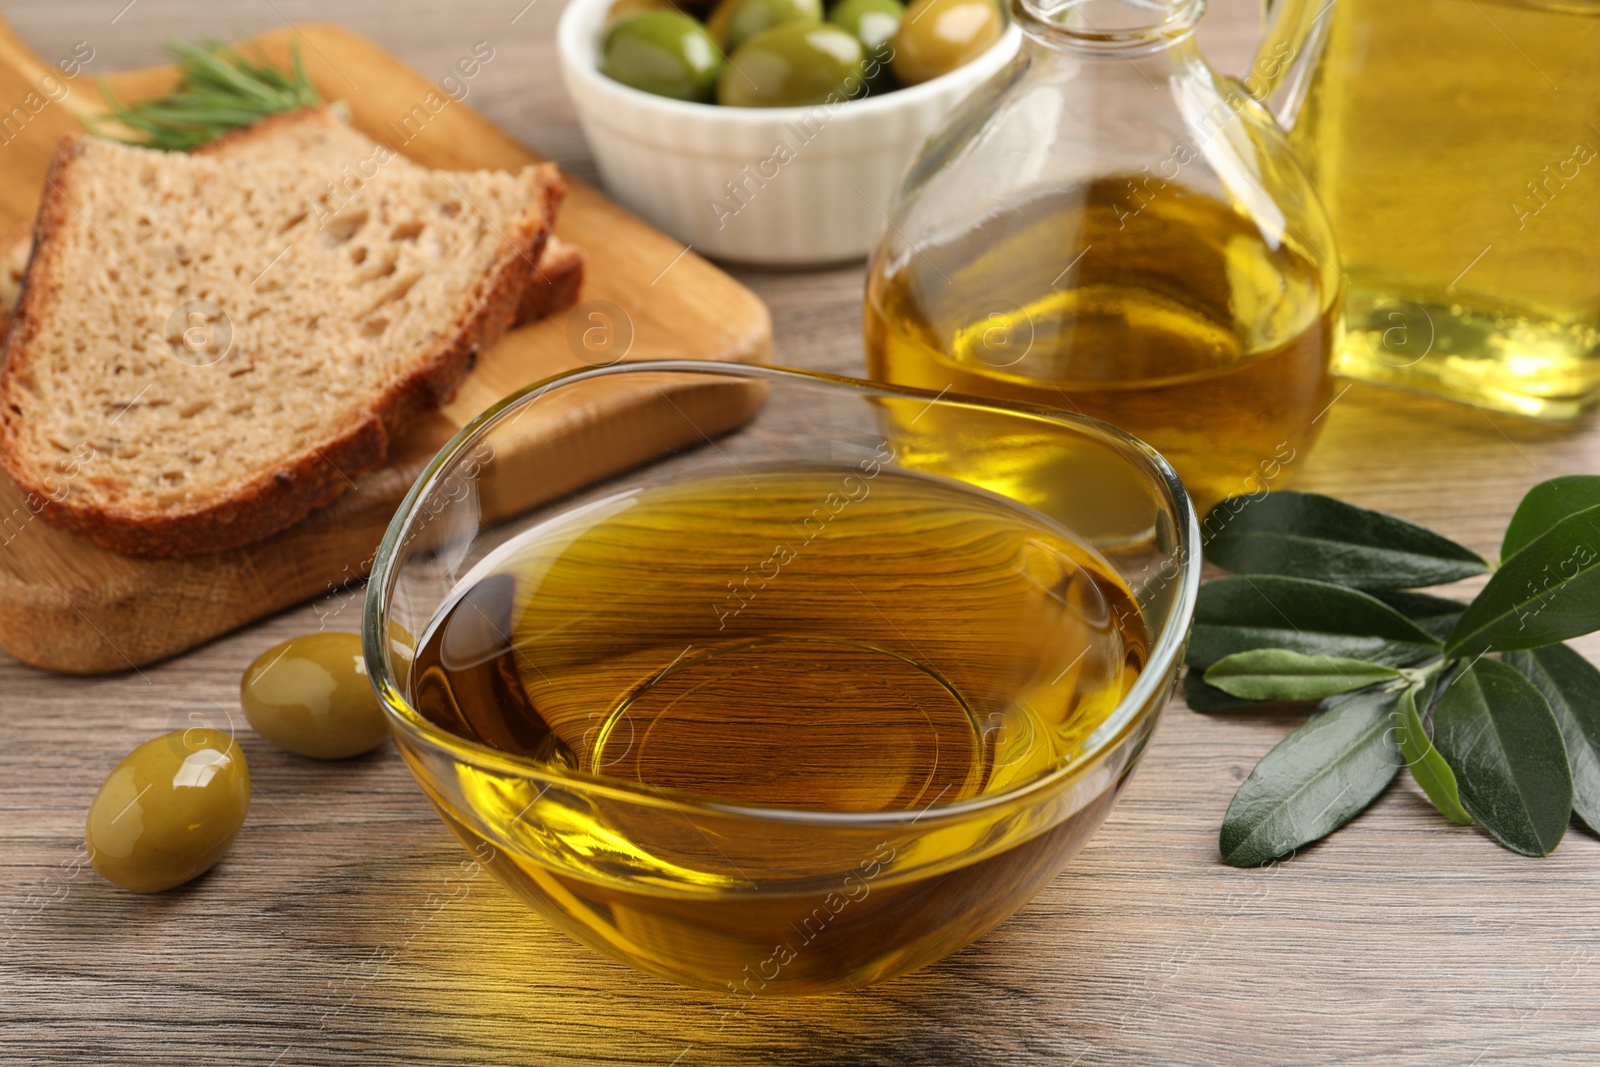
891, 0, 1003, 85
601, 10, 724, 102
709, 0, 824, 49
604, 0, 677, 24
829, 0, 903, 61
599, 0, 993, 105
718, 23, 867, 107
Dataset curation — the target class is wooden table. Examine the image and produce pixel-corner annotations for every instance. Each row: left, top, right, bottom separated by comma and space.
4, 3, 1598, 1064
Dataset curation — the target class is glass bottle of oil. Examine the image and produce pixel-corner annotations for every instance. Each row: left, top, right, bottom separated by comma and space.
864, 0, 1342, 513
1261, 0, 1600, 419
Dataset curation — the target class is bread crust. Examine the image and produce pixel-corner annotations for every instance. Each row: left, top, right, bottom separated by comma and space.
0, 222, 31, 341
190, 105, 344, 157
0, 135, 560, 558
517, 237, 586, 325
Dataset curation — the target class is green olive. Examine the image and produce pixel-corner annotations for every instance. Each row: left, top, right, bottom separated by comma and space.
890, 0, 1001, 86
718, 23, 868, 107
241, 632, 389, 760
601, 12, 725, 102
605, 0, 678, 28
705, 0, 738, 43
718, 0, 825, 52
828, 0, 903, 62
86, 729, 250, 893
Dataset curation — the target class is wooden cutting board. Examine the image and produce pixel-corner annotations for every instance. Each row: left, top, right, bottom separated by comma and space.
0, 20, 771, 674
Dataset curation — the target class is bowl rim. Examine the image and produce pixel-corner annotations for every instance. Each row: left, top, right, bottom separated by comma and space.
556, 0, 1024, 125
363, 361, 1200, 828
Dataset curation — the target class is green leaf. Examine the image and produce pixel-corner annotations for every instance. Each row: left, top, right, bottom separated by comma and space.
1433, 659, 1572, 856
1188, 576, 1443, 670
1371, 590, 1469, 641
1219, 688, 1403, 866
1183, 669, 1265, 713
1204, 650, 1400, 702
1504, 644, 1600, 836
1203, 491, 1488, 590
1444, 507, 1600, 657
1502, 476, 1600, 560
1392, 682, 1474, 826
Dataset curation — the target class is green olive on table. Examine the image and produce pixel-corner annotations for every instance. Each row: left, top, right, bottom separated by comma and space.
86, 729, 250, 893
713, 0, 825, 51
890, 0, 1001, 86
718, 23, 868, 107
827, 0, 903, 63
240, 632, 390, 760
602, 11, 725, 102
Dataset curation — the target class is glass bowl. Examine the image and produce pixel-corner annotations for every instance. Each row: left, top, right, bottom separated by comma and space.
362, 361, 1198, 995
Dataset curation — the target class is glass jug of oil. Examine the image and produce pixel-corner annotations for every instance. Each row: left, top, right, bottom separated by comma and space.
864, 0, 1342, 513
1259, 0, 1600, 419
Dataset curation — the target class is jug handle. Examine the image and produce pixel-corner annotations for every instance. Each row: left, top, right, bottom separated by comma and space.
1241, 0, 1332, 126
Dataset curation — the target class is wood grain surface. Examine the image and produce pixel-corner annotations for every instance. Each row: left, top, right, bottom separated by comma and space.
2, 2, 1598, 1065
0, 20, 770, 672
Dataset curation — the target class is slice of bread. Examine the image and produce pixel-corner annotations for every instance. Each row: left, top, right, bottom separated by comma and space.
202, 107, 587, 326
0, 134, 561, 557
0, 107, 585, 338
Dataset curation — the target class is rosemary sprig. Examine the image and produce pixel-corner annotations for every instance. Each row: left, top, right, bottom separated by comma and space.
95, 39, 321, 152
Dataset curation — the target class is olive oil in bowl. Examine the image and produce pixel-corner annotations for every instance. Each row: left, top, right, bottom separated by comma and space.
402, 462, 1149, 991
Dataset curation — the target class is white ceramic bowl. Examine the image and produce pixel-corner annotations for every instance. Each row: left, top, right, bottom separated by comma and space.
557, 0, 1022, 265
